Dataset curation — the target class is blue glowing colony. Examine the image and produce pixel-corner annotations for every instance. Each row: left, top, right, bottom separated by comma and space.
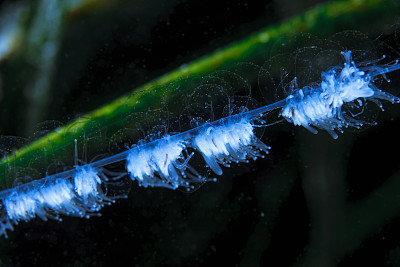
0, 50, 399, 237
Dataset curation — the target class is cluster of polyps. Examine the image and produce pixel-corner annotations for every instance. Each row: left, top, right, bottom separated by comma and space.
193, 118, 270, 175
0, 49, 399, 237
1, 166, 111, 237
0, 111, 271, 237
281, 51, 400, 139
126, 117, 270, 187
126, 136, 191, 189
